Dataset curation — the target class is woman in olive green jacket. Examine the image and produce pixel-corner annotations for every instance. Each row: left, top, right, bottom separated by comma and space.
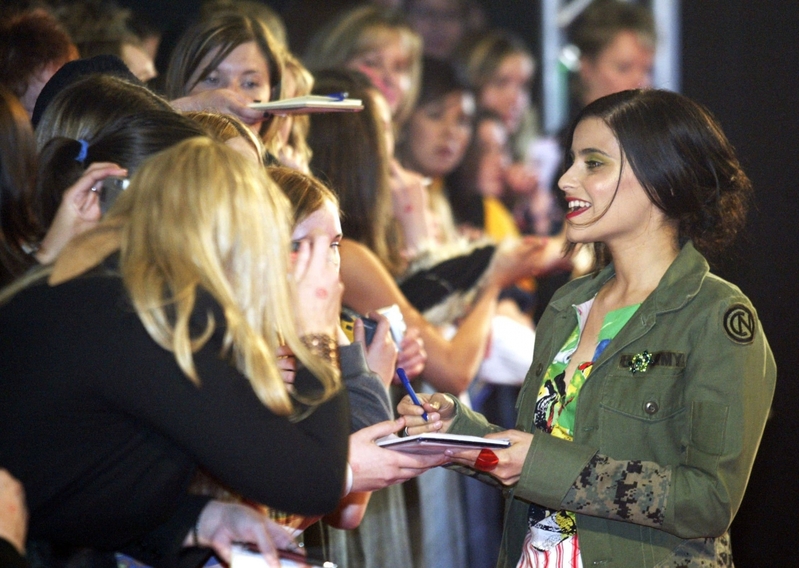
399, 89, 776, 568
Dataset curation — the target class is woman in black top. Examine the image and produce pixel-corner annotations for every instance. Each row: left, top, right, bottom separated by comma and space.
0, 138, 349, 567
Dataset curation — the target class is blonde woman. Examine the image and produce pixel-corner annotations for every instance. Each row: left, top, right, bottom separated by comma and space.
303, 5, 422, 128
0, 138, 348, 567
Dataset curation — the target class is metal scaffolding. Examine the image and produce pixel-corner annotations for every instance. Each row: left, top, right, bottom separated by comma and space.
540, 0, 681, 134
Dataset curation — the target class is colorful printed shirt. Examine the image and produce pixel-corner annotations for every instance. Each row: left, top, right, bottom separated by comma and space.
524, 298, 640, 553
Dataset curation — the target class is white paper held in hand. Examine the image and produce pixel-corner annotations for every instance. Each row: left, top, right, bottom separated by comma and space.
230, 544, 338, 568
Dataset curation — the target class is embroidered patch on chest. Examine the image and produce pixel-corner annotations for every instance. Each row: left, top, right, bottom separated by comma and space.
618, 351, 686, 370
723, 304, 756, 344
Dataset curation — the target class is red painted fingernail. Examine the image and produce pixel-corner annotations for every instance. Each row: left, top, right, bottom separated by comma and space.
474, 449, 498, 472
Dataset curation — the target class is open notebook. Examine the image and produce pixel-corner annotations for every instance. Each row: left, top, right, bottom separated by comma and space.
377, 433, 511, 455
250, 94, 363, 114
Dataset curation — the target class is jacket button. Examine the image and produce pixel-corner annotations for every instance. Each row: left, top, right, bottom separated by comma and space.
644, 401, 659, 415
535, 363, 544, 376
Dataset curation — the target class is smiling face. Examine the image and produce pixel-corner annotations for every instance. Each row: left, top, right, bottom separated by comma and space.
347, 28, 413, 119
559, 117, 668, 247
188, 41, 271, 132
478, 52, 534, 133
290, 199, 343, 271
405, 90, 474, 177
580, 31, 654, 105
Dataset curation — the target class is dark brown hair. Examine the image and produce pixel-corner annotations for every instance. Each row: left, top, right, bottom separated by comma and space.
0, 9, 77, 100
0, 86, 39, 283
565, 89, 752, 264
165, 12, 282, 101
307, 69, 403, 276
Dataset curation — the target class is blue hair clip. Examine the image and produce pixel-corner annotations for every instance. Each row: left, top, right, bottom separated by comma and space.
76, 139, 89, 163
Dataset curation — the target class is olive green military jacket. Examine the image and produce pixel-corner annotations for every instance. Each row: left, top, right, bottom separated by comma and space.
449, 242, 776, 567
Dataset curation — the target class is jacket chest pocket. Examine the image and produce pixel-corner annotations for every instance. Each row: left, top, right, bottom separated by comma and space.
598, 364, 687, 460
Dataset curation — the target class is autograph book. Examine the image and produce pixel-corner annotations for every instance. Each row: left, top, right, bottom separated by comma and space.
250, 95, 363, 114
377, 433, 510, 455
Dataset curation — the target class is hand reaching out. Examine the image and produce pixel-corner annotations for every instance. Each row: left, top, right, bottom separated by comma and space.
486, 236, 553, 289
348, 419, 448, 492
171, 89, 266, 128
190, 501, 301, 567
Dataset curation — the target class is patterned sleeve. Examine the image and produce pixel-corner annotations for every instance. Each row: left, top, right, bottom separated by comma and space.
562, 453, 671, 528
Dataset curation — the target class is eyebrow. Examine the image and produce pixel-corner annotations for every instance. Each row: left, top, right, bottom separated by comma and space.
575, 147, 613, 157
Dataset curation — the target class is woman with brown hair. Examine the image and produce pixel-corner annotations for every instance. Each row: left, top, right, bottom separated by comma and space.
166, 11, 283, 144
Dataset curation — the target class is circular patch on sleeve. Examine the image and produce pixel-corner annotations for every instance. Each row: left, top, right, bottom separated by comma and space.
723, 304, 756, 344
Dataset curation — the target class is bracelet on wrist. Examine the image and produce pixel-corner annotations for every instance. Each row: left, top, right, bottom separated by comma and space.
300, 333, 339, 368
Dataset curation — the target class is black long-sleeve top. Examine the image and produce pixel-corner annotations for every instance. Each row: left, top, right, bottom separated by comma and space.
0, 267, 349, 563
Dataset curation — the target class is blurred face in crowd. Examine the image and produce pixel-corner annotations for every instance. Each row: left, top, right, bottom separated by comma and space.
407, 0, 465, 61
476, 117, 511, 199
188, 41, 271, 132
580, 30, 654, 105
347, 28, 413, 119
19, 44, 78, 117
478, 52, 534, 134
404, 90, 474, 177
291, 199, 343, 271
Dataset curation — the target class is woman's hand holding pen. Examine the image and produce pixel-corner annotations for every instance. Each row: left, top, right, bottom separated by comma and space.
397, 392, 456, 436
445, 429, 534, 486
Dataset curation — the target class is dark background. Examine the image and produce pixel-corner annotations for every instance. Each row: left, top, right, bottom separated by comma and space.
117, 0, 799, 564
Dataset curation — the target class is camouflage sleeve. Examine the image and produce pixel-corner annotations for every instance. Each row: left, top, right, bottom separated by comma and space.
561, 453, 671, 528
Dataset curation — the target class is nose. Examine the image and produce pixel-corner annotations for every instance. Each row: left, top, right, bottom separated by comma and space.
558, 163, 577, 193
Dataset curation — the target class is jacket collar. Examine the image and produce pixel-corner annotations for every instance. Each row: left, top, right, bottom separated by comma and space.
545, 242, 709, 374
549, 241, 708, 319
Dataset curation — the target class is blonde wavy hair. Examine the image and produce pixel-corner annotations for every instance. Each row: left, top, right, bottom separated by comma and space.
109, 137, 340, 414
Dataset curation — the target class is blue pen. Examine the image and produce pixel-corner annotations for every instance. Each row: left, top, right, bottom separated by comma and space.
397, 368, 428, 422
